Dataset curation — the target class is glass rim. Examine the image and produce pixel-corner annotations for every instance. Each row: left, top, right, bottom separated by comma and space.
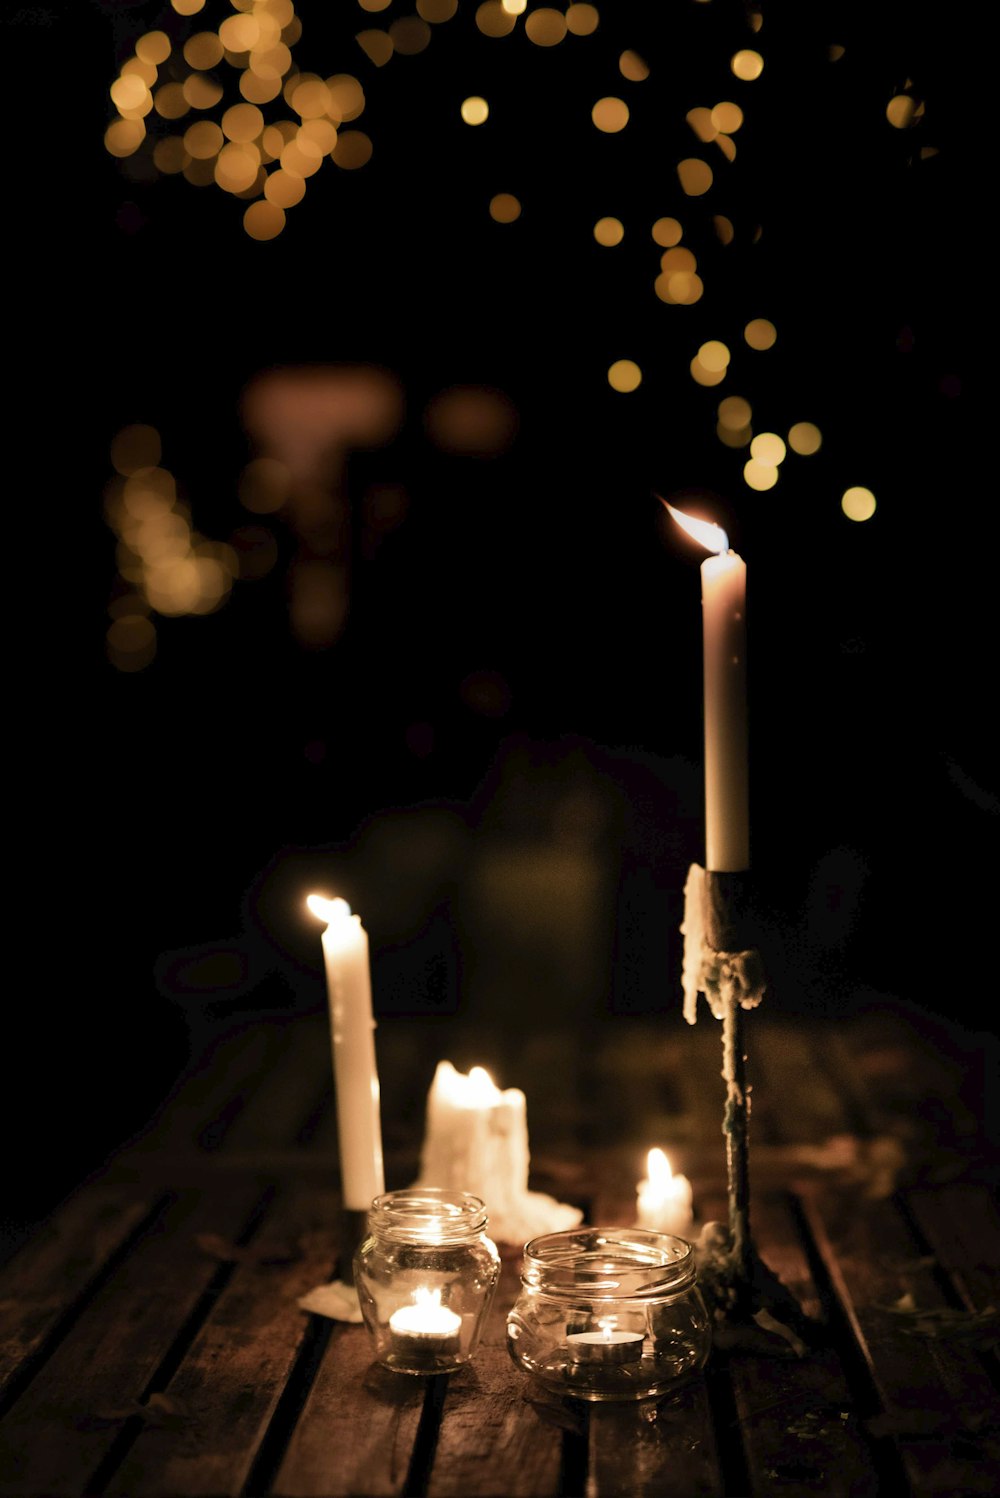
521, 1226, 696, 1295
367, 1187, 490, 1240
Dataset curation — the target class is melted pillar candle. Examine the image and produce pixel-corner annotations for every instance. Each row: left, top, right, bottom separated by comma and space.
636, 1148, 694, 1236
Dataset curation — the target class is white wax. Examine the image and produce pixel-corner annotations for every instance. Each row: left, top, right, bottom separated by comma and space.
701, 549, 749, 873
567, 1329, 644, 1364
312, 897, 385, 1211
417, 1061, 529, 1225
389, 1296, 462, 1339
635, 1148, 694, 1237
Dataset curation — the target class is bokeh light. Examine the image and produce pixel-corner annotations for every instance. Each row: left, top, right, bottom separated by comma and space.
461, 96, 490, 125
593, 216, 624, 246
745, 318, 777, 350
619, 50, 648, 81
750, 431, 786, 465
842, 486, 876, 521
788, 422, 822, 455
608, 359, 641, 392
652, 217, 683, 247
731, 50, 764, 81
526, 8, 567, 46
677, 159, 713, 195
489, 192, 521, 222
592, 97, 629, 132
565, 4, 599, 36
744, 459, 778, 490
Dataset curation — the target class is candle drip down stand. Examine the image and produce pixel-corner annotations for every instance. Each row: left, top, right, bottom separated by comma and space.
682, 865, 823, 1357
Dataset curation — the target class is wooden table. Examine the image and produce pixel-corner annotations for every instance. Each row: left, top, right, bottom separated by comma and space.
1, 999, 997, 1496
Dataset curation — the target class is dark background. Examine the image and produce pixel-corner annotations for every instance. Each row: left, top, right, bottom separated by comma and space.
7, 0, 993, 1252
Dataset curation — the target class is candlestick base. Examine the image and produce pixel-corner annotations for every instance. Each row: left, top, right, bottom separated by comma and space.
680, 864, 821, 1357
693, 1220, 824, 1357
338, 1208, 370, 1280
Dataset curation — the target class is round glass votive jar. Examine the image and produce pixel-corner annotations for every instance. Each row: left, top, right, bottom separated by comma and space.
506, 1227, 711, 1402
354, 1188, 501, 1375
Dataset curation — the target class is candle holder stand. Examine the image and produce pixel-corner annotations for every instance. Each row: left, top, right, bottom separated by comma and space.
683, 865, 823, 1356
338, 1208, 369, 1281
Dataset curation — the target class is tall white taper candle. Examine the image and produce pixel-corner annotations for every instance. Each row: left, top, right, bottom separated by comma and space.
307, 895, 385, 1211
666, 505, 749, 873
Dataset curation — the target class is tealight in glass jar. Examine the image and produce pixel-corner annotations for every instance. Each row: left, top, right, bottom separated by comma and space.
354, 1188, 501, 1375
506, 1227, 711, 1401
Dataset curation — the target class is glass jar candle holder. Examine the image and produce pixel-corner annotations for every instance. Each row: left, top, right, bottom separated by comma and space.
354, 1188, 501, 1375
506, 1227, 711, 1402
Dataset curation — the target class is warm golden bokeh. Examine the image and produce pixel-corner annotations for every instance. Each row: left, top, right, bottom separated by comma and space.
565, 4, 599, 36
718, 395, 752, 430
331, 131, 373, 169
690, 356, 726, 388
711, 101, 743, 133
750, 431, 786, 465
745, 318, 777, 350
592, 97, 629, 132
593, 216, 624, 246
476, 2, 517, 37
526, 8, 567, 45
461, 96, 490, 125
619, 50, 648, 82
356, 31, 393, 66
842, 486, 876, 520
677, 158, 713, 195
788, 421, 822, 455
731, 50, 764, 81
608, 359, 641, 392
111, 425, 162, 476
651, 217, 683, 247
489, 192, 521, 222
390, 17, 431, 54
243, 199, 286, 239
743, 458, 778, 490
697, 340, 730, 373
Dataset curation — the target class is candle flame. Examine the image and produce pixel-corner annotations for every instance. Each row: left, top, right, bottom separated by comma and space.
436, 1059, 504, 1107
306, 893, 352, 924
413, 1287, 443, 1310
646, 1147, 673, 1186
660, 498, 729, 556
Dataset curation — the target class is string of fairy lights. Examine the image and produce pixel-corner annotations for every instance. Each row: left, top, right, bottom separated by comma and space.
103, 0, 932, 670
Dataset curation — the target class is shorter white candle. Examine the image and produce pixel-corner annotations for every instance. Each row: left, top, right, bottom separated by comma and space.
389, 1288, 462, 1358
567, 1323, 644, 1365
417, 1061, 529, 1223
636, 1148, 694, 1237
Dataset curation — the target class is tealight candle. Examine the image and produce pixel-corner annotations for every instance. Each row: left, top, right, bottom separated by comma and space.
389, 1289, 463, 1363
636, 1148, 694, 1237
567, 1326, 644, 1365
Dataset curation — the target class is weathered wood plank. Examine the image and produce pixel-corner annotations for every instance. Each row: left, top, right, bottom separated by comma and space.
802, 1187, 1000, 1497
0, 1178, 267, 1497
585, 1179, 724, 1498
719, 1191, 879, 1498
103, 1178, 340, 1497
130, 1023, 286, 1155
0, 1185, 159, 1405
426, 1251, 564, 1497
587, 1384, 722, 1498
270, 1322, 425, 1497
905, 1183, 1000, 1311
